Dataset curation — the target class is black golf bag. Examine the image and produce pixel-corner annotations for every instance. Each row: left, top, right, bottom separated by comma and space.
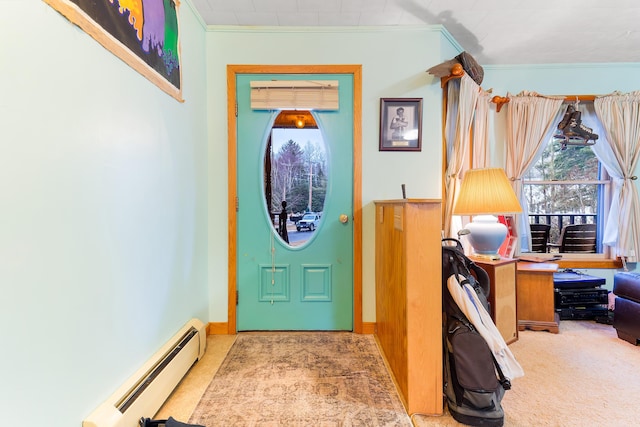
442, 238, 511, 426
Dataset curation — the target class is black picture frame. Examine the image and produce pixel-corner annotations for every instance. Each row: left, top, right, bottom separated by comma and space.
379, 98, 423, 151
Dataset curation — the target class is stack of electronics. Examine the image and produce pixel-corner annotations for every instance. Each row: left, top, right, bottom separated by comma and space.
553, 269, 608, 320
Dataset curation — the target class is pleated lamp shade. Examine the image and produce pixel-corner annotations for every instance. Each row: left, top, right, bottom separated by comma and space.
453, 168, 522, 258
453, 168, 522, 215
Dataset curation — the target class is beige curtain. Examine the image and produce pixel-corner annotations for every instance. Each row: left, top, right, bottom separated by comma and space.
505, 91, 565, 252
594, 91, 640, 262
444, 74, 480, 238
472, 91, 492, 168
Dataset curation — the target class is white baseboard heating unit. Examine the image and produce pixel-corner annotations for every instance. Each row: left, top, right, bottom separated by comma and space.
83, 318, 207, 427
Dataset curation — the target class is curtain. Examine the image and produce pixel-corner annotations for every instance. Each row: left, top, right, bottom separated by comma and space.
472, 91, 492, 168
505, 91, 565, 253
594, 91, 640, 262
578, 103, 610, 254
444, 74, 480, 238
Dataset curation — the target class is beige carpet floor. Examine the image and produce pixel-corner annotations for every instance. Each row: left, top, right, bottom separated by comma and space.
157, 321, 640, 426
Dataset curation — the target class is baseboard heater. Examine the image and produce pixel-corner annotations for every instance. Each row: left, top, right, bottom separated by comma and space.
83, 318, 207, 427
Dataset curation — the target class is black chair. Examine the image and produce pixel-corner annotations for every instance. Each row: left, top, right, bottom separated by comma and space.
529, 223, 551, 253
558, 223, 597, 253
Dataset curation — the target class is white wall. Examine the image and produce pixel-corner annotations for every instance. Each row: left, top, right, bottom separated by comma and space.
483, 63, 640, 96
0, 2, 208, 425
205, 25, 459, 323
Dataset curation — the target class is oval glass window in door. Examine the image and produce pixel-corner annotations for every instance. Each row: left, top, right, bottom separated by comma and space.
264, 110, 327, 247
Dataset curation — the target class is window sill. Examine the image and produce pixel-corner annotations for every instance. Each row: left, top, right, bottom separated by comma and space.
555, 258, 623, 269
519, 253, 623, 269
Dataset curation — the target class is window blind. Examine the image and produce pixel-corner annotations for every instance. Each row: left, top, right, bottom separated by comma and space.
250, 80, 339, 110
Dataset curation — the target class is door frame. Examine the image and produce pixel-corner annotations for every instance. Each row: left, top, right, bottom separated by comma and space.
226, 64, 363, 334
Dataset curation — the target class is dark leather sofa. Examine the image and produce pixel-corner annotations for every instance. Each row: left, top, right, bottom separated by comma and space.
613, 272, 640, 345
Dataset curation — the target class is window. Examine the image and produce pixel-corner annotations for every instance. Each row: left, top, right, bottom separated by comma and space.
264, 111, 328, 247
523, 134, 611, 255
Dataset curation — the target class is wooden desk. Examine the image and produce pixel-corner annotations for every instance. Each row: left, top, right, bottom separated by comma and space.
471, 257, 518, 344
516, 262, 559, 333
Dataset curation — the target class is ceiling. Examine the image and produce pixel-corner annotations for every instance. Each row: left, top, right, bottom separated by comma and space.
189, 0, 640, 65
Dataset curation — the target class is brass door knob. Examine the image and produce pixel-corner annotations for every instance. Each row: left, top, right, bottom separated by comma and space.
339, 214, 349, 224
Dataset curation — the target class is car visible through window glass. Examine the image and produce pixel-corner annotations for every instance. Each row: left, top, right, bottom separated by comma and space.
296, 213, 321, 232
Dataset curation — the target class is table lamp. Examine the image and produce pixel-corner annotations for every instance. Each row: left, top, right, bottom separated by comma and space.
453, 168, 522, 259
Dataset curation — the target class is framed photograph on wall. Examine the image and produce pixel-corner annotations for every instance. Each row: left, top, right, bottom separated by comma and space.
379, 98, 423, 151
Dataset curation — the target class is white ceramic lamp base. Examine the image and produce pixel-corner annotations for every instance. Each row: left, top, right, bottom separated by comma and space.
466, 215, 507, 259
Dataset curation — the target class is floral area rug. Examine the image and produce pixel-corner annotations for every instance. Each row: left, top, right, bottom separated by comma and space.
189, 332, 412, 426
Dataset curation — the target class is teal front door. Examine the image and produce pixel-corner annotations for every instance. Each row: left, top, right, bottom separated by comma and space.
236, 73, 354, 330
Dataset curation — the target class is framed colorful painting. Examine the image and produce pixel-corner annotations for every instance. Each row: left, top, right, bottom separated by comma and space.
43, 0, 183, 101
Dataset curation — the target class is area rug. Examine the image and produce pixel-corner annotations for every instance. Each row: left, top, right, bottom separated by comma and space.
189, 332, 412, 426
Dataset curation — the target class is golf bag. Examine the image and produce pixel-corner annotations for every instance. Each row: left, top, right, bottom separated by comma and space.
442, 239, 511, 426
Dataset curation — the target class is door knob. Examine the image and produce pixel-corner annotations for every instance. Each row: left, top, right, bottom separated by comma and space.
339, 214, 349, 224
